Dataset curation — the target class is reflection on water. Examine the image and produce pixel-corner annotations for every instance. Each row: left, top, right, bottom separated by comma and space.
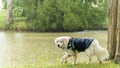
0, 32, 8, 66
0, 32, 25, 66
0, 32, 47, 66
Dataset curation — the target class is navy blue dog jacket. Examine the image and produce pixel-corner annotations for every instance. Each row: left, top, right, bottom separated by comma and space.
67, 38, 94, 53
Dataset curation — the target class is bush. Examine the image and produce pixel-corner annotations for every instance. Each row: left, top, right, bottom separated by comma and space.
19, 0, 108, 32
0, 22, 6, 30
11, 22, 27, 31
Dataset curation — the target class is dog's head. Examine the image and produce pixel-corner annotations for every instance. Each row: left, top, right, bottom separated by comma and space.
54, 36, 71, 49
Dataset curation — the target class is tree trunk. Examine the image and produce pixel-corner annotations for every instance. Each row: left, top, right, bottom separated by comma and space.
115, 30, 120, 63
108, 0, 120, 63
108, 0, 117, 59
7, 0, 13, 24
115, 0, 120, 63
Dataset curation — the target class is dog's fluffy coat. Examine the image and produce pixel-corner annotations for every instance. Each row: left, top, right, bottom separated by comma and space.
54, 36, 109, 64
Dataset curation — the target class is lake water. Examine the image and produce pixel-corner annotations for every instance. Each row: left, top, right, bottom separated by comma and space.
0, 32, 55, 66
0, 31, 107, 66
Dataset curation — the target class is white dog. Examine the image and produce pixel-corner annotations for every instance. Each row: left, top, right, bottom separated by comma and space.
54, 36, 109, 64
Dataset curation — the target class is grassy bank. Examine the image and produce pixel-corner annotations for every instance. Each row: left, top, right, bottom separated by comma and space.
0, 10, 27, 31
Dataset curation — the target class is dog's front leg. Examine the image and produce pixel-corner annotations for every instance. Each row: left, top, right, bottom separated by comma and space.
72, 54, 77, 65
60, 54, 71, 64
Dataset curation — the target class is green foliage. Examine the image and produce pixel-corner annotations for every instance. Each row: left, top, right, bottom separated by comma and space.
13, 7, 23, 17
0, 10, 7, 30
7, 0, 108, 32
11, 21, 27, 31
2, 0, 7, 9
0, 10, 27, 31
0, 22, 6, 29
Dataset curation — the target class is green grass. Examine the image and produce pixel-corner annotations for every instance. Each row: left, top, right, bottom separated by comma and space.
1, 63, 120, 68
0, 10, 6, 23
0, 10, 7, 29
0, 10, 6, 18
4, 62, 118, 68
0, 31, 119, 68
40, 62, 120, 68
0, 10, 27, 30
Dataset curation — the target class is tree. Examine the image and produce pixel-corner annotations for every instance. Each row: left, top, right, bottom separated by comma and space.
7, 0, 14, 24
114, 0, 120, 64
108, 0, 120, 63
18, 0, 108, 32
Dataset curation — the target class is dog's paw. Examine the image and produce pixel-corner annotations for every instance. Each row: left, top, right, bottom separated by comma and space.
60, 59, 63, 64
72, 62, 77, 65
86, 62, 91, 64
64, 60, 67, 63
99, 61, 103, 64
86, 61, 89, 64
